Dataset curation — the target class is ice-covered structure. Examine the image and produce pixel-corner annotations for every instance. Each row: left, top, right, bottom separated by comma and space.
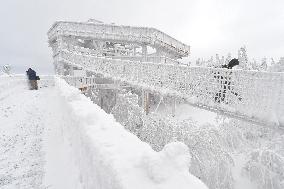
48, 20, 190, 75
48, 20, 284, 127
47, 20, 284, 189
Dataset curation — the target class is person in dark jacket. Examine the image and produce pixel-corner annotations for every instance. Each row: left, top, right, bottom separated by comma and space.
221, 58, 239, 69
215, 58, 241, 103
26, 68, 39, 90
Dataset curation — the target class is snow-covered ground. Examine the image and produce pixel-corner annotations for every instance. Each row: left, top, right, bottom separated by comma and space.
0, 75, 208, 189
0, 77, 45, 188
0, 76, 81, 188
155, 103, 218, 126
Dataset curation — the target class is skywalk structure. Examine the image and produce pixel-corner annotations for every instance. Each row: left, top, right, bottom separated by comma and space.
48, 20, 284, 127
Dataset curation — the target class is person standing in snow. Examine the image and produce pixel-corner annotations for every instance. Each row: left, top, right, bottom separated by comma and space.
221, 58, 239, 69
26, 68, 39, 90
214, 58, 241, 103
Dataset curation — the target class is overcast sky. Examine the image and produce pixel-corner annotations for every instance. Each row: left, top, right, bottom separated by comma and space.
0, 0, 283, 74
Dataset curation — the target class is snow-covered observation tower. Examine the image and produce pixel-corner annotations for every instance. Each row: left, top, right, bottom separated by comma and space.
48, 19, 190, 73
48, 20, 284, 127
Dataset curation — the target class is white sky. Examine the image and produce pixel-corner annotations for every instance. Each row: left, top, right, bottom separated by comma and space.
0, 0, 283, 74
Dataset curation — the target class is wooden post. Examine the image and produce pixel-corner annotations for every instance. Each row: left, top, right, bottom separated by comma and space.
142, 45, 147, 62
100, 97, 103, 109
142, 90, 150, 115
172, 98, 176, 117
69, 65, 74, 76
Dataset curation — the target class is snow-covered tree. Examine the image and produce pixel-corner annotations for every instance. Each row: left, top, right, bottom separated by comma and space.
276, 57, 284, 72
244, 136, 284, 189
215, 54, 221, 67
249, 59, 258, 70
2, 64, 11, 75
196, 58, 207, 67
214, 54, 225, 68
225, 53, 232, 66
271, 58, 275, 66
220, 56, 225, 66
279, 57, 284, 65
260, 57, 268, 71
196, 58, 202, 66
207, 56, 214, 67
238, 46, 249, 69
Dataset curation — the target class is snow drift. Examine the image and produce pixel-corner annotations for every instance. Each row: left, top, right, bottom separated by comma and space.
54, 77, 208, 189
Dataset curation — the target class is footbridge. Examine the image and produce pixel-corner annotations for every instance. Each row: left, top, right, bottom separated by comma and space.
48, 20, 284, 127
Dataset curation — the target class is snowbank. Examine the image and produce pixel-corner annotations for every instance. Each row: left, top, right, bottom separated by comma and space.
0, 74, 54, 90
55, 77, 208, 189
0, 74, 26, 87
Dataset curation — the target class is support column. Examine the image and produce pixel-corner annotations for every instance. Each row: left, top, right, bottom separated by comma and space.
171, 98, 176, 117
57, 61, 65, 75
100, 97, 103, 109
142, 45, 147, 62
156, 48, 162, 63
57, 37, 63, 49
142, 90, 150, 115
69, 65, 74, 76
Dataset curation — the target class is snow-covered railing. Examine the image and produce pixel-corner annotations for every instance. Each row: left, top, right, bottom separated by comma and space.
67, 45, 99, 57
58, 51, 284, 127
105, 55, 181, 64
65, 44, 182, 64
48, 21, 190, 57
62, 76, 96, 88
55, 77, 208, 189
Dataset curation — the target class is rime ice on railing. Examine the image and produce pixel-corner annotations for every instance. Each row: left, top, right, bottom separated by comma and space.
58, 50, 284, 126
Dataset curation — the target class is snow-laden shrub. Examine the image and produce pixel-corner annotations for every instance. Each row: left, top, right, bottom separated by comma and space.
225, 119, 277, 149
175, 121, 234, 189
217, 118, 284, 189
244, 136, 284, 189
213, 118, 244, 150
111, 92, 234, 189
268, 57, 284, 72
2, 64, 11, 75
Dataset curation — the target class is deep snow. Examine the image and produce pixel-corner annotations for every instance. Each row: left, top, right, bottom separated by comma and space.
0, 76, 82, 188
0, 77, 45, 188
